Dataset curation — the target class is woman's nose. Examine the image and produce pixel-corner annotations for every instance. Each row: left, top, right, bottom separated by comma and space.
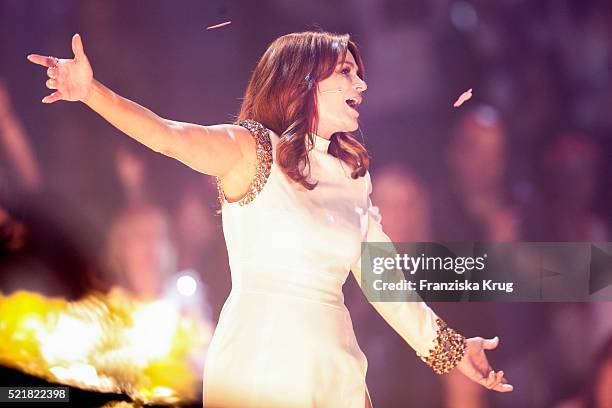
353, 76, 367, 92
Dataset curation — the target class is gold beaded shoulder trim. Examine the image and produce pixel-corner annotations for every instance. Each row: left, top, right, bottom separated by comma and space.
419, 318, 467, 374
216, 119, 273, 207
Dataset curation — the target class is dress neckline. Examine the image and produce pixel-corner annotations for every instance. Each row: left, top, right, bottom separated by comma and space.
311, 133, 331, 154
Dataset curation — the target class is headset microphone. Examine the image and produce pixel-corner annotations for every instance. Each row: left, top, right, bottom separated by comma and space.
319, 88, 343, 94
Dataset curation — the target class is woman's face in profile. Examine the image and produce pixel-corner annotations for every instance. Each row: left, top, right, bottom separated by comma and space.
315, 51, 367, 138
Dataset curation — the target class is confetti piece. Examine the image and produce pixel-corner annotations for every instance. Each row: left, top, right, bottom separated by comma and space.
206, 21, 232, 30
453, 88, 473, 107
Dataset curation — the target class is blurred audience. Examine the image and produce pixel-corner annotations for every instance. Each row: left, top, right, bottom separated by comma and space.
114, 143, 149, 205
525, 132, 609, 241
589, 334, 612, 408
0, 79, 42, 195
524, 132, 611, 406
105, 144, 217, 325
433, 106, 551, 408
435, 105, 520, 242
173, 179, 229, 321
371, 163, 432, 242
103, 143, 170, 298
557, 334, 612, 408
0, 79, 98, 298
0, 78, 40, 254
104, 201, 176, 300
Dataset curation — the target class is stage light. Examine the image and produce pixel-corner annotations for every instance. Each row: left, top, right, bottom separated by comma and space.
176, 274, 197, 297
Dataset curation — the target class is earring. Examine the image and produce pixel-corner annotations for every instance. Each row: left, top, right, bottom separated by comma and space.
305, 74, 314, 90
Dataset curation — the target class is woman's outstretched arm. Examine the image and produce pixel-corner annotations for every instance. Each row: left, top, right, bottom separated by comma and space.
351, 172, 513, 392
27, 33, 253, 179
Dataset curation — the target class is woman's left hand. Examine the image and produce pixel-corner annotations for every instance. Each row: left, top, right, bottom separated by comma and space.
456, 336, 514, 392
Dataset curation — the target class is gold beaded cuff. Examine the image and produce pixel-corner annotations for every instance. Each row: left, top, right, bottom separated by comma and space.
419, 318, 467, 375
216, 119, 273, 207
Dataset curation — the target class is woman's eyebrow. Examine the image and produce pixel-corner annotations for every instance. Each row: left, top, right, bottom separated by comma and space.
336, 61, 356, 68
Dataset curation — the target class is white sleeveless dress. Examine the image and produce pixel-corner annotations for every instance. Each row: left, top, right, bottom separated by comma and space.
203, 120, 463, 408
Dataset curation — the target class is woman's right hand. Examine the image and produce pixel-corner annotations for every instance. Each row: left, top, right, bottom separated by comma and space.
27, 33, 93, 104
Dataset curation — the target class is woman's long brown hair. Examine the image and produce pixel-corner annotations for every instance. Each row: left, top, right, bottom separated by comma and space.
237, 31, 369, 189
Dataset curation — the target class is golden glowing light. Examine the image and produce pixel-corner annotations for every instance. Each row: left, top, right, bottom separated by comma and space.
0, 289, 213, 405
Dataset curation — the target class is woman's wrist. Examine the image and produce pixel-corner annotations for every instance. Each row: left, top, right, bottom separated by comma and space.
419, 318, 467, 374
80, 78, 99, 105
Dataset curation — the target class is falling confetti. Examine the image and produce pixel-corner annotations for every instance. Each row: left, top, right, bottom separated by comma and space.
206, 21, 232, 30
453, 88, 473, 107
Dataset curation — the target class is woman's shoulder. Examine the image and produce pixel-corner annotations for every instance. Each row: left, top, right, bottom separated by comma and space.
235, 119, 279, 149
216, 120, 275, 206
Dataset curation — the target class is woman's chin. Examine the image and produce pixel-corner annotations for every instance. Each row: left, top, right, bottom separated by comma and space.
327, 121, 359, 135
347, 122, 359, 133
340, 121, 359, 133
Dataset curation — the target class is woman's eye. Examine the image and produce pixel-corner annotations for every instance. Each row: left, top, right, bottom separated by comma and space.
340, 67, 351, 75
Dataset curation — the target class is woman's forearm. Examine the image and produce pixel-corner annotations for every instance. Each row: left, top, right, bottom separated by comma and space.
81, 79, 172, 155
28, 35, 249, 178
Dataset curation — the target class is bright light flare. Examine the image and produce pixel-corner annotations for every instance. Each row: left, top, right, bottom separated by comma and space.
176, 275, 197, 297
0, 289, 214, 405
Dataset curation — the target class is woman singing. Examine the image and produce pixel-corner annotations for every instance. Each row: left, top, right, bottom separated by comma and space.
28, 30, 512, 407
